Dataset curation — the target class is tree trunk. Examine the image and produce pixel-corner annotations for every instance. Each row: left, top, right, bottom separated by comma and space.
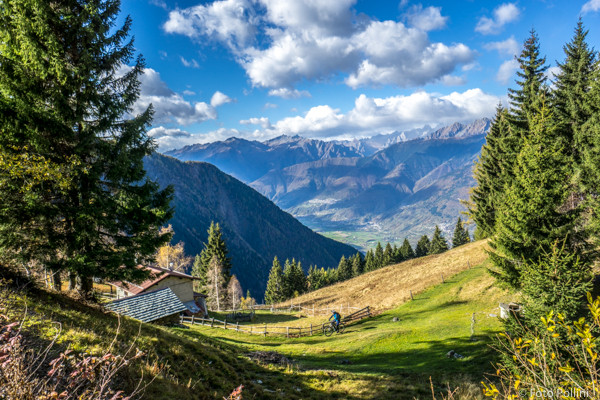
68, 272, 78, 291
78, 275, 93, 298
51, 270, 62, 292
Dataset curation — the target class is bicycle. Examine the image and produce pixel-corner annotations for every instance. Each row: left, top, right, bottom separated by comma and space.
323, 321, 345, 336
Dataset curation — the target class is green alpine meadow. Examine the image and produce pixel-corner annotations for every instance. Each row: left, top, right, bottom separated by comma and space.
2, 1, 600, 399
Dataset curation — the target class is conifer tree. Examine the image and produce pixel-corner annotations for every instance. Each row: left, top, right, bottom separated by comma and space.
508, 29, 548, 130
553, 19, 596, 164
400, 238, 415, 260
282, 258, 295, 299
374, 242, 384, 269
469, 105, 512, 238
490, 96, 575, 288
383, 243, 394, 266
452, 217, 470, 248
415, 235, 430, 257
195, 222, 232, 292
364, 250, 376, 272
264, 257, 284, 304
351, 253, 364, 276
0, 0, 173, 294
429, 226, 449, 255
337, 255, 353, 281
520, 241, 592, 329
291, 260, 307, 295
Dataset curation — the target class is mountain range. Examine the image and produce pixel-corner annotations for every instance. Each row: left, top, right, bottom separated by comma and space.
164, 118, 491, 250
143, 154, 358, 298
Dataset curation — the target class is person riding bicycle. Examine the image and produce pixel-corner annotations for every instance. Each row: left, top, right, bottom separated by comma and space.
329, 310, 341, 332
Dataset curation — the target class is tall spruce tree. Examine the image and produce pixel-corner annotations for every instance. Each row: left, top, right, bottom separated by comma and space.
337, 255, 353, 281
429, 226, 449, 255
580, 52, 600, 245
195, 222, 232, 293
508, 29, 548, 130
364, 250, 376, 272
490, 96, 575, 288
0, 0, 173, 294
264, 256, 284, 304
469, 105, 512, 239
452, 217, 470, 248
399, 238, 415, 260
383, 243, 394, 266
374, 242, 384, 269
282, 258, 295, 299
415, 235, 430, 257
351, 253, 364, 276
553, 19, 596, 164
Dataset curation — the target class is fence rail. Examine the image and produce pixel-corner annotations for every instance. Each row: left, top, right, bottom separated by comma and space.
181, 306, 371, 338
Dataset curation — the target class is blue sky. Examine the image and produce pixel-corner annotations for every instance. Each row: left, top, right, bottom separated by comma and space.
117, 0, 600, 151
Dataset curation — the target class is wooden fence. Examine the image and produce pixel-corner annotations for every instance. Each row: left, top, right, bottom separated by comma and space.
244, 303, 363, 316
181, 306, 371, 338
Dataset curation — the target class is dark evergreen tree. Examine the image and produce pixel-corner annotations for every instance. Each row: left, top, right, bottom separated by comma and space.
383, 243, 394, 266
469, 105, 512, 239
520, 240, 592, 329
429, 226, 449, 255
399, 238, 415, 260
374, 242, 384, 269
415, 235, 430, 257
490, 96, 576, 288
508, 29, 548, 130
307, 265, 322, 291
264, 257, 284, 304
351, 253, 364, 276
0, 0, 173, 294
196, 222, 232, 293
364, 250, 376, 272
337, 255, 353, 281
291, 259, 307, 295
553, 19, 596, 165
282, 258, 295, 299
452, 217, 470, 248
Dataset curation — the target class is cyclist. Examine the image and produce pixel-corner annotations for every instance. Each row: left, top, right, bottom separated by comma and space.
329, 310, 341, 332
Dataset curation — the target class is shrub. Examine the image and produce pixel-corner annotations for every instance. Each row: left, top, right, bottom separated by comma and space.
482, 293, 600, 399
0, 314, 154, 400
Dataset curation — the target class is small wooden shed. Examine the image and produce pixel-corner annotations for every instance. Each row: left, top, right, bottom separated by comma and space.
110, 265, 208, 317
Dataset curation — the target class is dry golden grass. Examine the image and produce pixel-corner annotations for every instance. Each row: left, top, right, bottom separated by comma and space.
279, 239, 490, 312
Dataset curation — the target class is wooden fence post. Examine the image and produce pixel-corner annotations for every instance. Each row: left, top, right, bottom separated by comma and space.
250, 326, 252, 334
410, 290, 414, 300
310, 324, 313, 336
191, 315, 195, 325
441, 274, 445, 283
286, 326, 289, 338
224, 319, 227, 329
236, 322, 239, 332
264, 324, 267, 337
211, 317, 214, 327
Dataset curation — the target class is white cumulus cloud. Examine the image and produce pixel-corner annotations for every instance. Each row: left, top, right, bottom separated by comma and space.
476, 3, 520, 35
496, 59, 519, 84
210, 91, 233, 107
405, 5, 448, 31
267, 89, 498, 139
484, 36, 519, 56
240, 117, 272, 129
268, 88, 311, 99
164, 0, 475, 90
582, 0, 600, 14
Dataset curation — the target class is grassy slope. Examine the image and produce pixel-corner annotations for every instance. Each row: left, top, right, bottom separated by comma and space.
0, 276, 358, 400
1, 241, 510, 399
276, 239, 491, 311
182, 257, 511, 399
